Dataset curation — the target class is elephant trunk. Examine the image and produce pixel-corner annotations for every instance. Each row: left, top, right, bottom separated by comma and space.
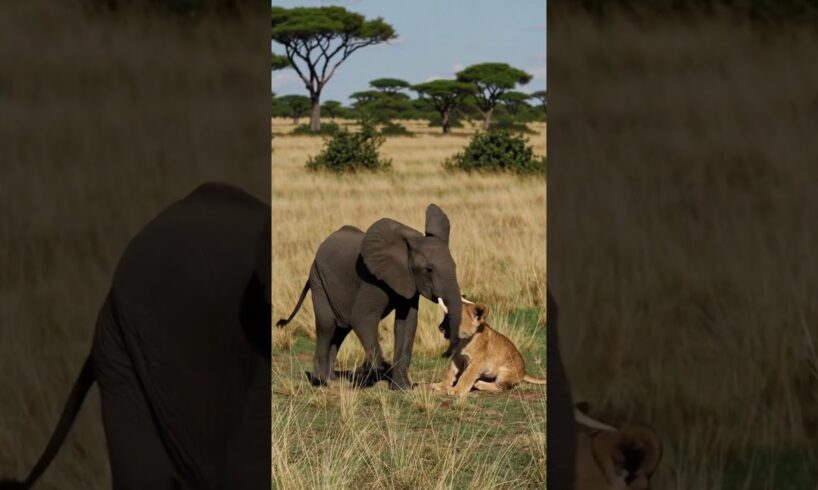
440, 285, 462, 349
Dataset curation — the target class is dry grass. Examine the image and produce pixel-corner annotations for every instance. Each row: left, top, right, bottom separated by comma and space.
550, 9, 818, 489
0, 2, 267, 488
271, 120, 546, 488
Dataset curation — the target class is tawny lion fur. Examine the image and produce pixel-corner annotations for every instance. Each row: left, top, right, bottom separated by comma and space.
430, 301, 545, 397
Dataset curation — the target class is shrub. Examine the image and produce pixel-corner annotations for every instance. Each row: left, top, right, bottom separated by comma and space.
306, 118, 392, 173
291, 122, 341, 136
380, 122, 412, 137
444, 131, 546, 176
489, 116, 536, 135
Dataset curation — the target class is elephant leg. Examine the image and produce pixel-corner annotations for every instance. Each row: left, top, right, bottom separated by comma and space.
95, 325, 181, 490
310, 285, 339, 387
328, 326, 352, 380
349, 320, 388, 388
390, 297, 420, 390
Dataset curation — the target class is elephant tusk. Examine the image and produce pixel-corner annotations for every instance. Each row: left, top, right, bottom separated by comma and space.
460, 297, 474, 305
437, 297, 448, 314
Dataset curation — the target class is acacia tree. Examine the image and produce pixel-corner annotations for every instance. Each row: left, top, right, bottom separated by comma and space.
500, 91, 532, 117
529, 90, 547, 115
321, 100, 343, 119
271, 53, 290, 71
412, 80, 474, 134
271, 6, 396, 131
276, 95, 311, 125
456, 63, 532, 130
350, 90, 383, 106
369, 78, 410, 95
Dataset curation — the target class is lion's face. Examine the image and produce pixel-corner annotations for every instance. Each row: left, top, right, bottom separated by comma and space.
576, 424, 662, 490
458, 302, 489, 338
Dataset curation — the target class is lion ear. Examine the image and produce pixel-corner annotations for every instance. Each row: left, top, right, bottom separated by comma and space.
472, 303, 489, 324
592, 425, 662, 485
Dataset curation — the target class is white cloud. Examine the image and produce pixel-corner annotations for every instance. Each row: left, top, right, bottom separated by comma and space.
452, 63, 465, 73
272, 72, 298, 91
529, 66, 546, 81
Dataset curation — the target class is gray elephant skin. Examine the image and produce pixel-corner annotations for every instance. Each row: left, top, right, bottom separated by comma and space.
277, 204, 462, 390
548, 289, 578, 490
1, 183, 271, 490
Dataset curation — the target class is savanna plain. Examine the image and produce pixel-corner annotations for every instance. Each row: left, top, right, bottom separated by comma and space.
271, 119, 547, 489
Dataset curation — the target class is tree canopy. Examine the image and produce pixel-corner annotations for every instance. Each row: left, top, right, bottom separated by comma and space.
529, 90, 547, 106
369, 78, 411, 94
500, 91, 532, 115
271, 53, 290, 71
412, 80, 474, 134
271, 6, 397, 130
456, 63, 532, 129
274, 94, 311, 124
321, 100, 343, 118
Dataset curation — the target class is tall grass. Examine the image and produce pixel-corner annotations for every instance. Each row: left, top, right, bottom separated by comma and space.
550, 9, 818, 488
0, 2, 267, 488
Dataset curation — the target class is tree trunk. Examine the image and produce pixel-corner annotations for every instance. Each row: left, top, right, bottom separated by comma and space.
442, 110, 450, 134
292, 116, 299, 125
482, 108, 494, 130
309, 95, 321, 131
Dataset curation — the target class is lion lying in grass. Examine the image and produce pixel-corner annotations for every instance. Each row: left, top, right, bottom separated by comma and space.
430, 300, 545, 396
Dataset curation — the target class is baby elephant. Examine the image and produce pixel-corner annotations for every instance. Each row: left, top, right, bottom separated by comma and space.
431, 300, 545, 396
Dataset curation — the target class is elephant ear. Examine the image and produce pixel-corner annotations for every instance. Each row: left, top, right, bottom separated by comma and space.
361, 218, 421, 299
425, 203, 450, 245
254, 214, 272, 304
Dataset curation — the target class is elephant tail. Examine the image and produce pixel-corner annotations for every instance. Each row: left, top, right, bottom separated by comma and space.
523, 374, 546, 385
1, 355, 95, 490
276, 280, 310, 328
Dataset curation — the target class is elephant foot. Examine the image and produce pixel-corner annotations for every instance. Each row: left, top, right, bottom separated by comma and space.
304, 371, 328, 387
388, 380, 416, 391
332, 370, 356, 381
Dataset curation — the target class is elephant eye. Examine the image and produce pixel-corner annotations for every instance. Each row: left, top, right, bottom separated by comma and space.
425, 265, 433, 273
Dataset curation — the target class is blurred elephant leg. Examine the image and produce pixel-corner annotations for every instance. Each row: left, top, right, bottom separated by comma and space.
94, 316, 179, 490
546, 290, 576, 490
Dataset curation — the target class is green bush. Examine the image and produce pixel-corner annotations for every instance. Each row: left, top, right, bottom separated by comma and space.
291, 122, 341, 136
444, 131, 546, 176
380, 122, 412, 137
306, 118, 392, 173
488, 116, 536, 135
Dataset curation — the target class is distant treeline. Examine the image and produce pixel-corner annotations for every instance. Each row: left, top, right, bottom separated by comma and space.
561, 0, 818, 21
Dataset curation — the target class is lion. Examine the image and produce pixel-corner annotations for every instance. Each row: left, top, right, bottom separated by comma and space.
430, 299, 545, 396
574, 404, 662, 490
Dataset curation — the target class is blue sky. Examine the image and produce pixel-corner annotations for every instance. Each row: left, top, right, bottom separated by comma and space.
272, 0, 546, 105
